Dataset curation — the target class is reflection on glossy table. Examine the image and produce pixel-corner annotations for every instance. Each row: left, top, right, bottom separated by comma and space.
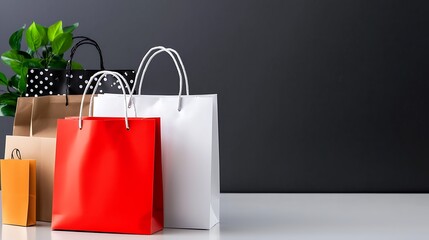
1, 193, 429, 240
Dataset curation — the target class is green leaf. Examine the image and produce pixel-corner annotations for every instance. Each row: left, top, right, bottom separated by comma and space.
48, 20, 63, 42
51, 32, 73, 55
10, 75, 20, 89
25, 22, 47, 51
41, 26, 49, 45
71, 61, 83, 70
26, 48, 35, 57
17, 50, 32, 59
1, 50, 29, 92
1, 50, 27, 74
0, 104, 16, 117
23, 58, 43, 68
6, 75, 25, 93
52, 53, 64, 60
41, 46, 52, 59
0, 93, 19, 106
9, 25, 26, 51
63, 22, 79, 33
42, 49, 49, 59
0, 72, 7, 86
47, 59, 67, 69
18, 69, 27, 93
25, 22, 40, 51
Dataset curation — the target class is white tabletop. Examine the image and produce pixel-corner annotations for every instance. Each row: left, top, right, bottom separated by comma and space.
1, 193, 429, 240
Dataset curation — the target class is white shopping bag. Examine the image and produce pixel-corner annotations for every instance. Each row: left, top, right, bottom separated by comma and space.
92, 47, 220, 229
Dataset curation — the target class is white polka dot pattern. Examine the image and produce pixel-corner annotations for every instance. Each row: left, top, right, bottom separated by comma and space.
25, 69, 136, 97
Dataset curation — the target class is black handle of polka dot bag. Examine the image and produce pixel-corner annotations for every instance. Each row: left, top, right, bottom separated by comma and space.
67, 41, 105, 84
68, 36, 105, 69
65, 36, 105, 105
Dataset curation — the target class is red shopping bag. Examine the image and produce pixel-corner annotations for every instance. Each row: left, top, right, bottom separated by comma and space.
51, 71, 163, 234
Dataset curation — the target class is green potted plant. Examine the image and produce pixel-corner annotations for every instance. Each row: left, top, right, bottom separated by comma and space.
0, 20, 80, 116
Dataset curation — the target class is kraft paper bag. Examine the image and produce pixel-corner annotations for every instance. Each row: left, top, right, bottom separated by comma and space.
6, 95, 90, 221
5, 136, 56, 222
32, 95, 92, 137
1, 149, 36, 226
13, 95, 91, 138
94, 47, 220, 229
13, 97, 33, 136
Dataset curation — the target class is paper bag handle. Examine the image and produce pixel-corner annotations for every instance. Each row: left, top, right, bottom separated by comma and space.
130, 46, 189, 111
11, 148, 22, 159
79, 70, 132, 130
65, 36, 105, 106
68, 36, 105, 70
88, 71, 137, 117
132, 46, 189, 95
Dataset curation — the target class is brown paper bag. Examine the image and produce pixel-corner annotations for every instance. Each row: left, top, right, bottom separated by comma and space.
14, 95, 91, 138
1, 148, 36, 226
6, 95, 91, 221
5, 136, 56, 222
12, 97, 33, 136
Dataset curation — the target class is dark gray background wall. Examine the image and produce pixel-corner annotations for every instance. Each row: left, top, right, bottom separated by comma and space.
1, 0, 429, 192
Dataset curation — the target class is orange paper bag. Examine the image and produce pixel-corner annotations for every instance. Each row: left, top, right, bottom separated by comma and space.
1, 149, 36, 226
4, 135, 55, 222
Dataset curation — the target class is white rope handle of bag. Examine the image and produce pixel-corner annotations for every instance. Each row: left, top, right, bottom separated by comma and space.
130, 46, 190, 95
137, 48, 190, 111
79, 70, 131, 130
88, 71, 136, 117
130, 46, 190, 111
130, 46, 165, 96
166, 47, 190, 94
136, 47, 190, 95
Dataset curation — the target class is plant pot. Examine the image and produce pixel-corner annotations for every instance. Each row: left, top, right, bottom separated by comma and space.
0, 117, 14, 158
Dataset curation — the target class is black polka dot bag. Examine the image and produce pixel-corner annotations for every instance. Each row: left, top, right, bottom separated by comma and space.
25, 36, 135, 99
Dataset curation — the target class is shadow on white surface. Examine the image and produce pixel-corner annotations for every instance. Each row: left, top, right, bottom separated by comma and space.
3, 194, 429, 240
2, 224, 36, 240
0, 222, 219, 240
50, 224, 220, 240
